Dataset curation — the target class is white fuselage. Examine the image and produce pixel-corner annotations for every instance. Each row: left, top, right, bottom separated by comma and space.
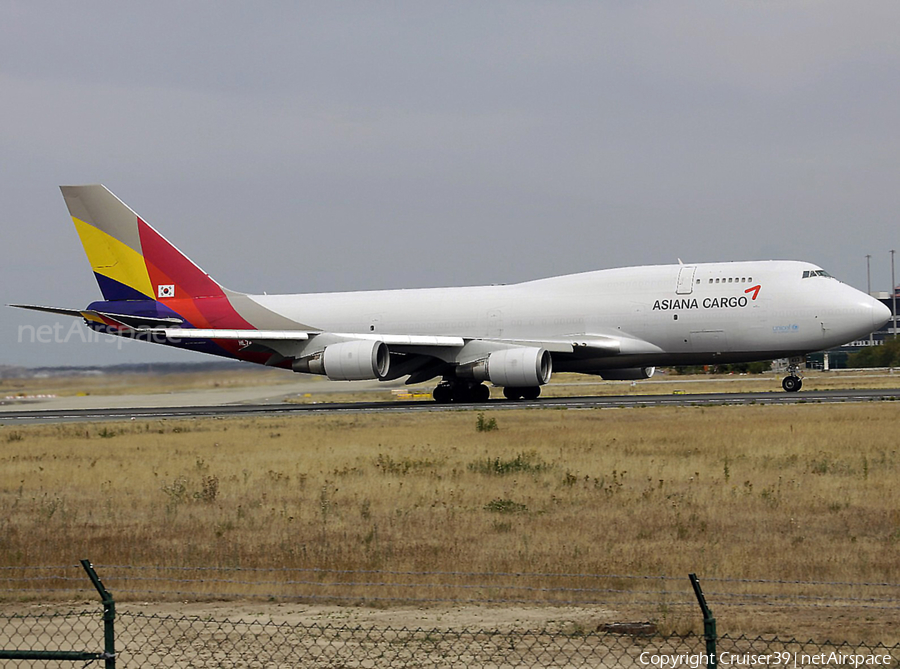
247, 260, 888, 371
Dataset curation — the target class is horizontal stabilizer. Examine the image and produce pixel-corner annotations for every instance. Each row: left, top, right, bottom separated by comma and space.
9, 304, 88, 319
9, 304, 183, 328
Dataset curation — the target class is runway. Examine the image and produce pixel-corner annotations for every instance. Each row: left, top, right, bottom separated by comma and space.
1, 387, 898, 424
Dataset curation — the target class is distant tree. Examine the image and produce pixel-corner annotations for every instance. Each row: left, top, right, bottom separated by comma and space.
714, 362, 771, 374
668, 366, 705, 375
847, 339, 900, 368
744, 361, 773, 374
668, 361, 771, 375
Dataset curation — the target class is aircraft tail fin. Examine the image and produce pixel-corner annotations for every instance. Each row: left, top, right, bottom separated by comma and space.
60, 185, 226, 302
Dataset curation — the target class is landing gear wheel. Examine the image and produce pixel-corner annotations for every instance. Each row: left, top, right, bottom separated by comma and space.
782, 376, 802, 392
473, 384, 491, 402
521, 386, 541, 400
452, 384, 473, 403
503, 387, 524, 401
433, 384, 452, 404
435, 381, 491, 403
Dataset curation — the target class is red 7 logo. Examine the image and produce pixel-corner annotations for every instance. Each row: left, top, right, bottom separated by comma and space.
744, 285, 761, 300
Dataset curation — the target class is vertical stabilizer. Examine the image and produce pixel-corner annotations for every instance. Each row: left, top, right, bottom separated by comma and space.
60, 185, 225, 302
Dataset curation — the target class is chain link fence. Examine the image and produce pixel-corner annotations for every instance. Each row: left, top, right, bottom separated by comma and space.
4, 609, 899, 668
0, 610, 104, 663
1, 563, 899, 667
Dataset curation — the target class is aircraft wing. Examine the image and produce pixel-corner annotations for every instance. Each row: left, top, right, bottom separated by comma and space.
146, 329, 465, 347
489, 332, 663, 357
11, 302, 660, 385
116, 322, 661, 382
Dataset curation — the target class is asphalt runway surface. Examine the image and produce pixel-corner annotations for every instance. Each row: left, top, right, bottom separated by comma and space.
1, 387, 898, 424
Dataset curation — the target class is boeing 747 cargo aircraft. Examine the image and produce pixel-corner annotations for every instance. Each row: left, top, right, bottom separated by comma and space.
13, 186, 891, 402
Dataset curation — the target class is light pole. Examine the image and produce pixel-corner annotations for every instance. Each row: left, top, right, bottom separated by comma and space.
867, 254, 873, 344
892, 250, 897, 339
866, 255, 872, 295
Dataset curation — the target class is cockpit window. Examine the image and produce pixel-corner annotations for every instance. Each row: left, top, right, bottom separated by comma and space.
802, 269, 833, 279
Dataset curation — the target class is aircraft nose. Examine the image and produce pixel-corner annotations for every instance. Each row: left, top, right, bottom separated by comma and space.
873, 299, 892, 330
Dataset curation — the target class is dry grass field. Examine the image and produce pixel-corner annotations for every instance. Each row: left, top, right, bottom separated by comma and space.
0, 365, 295, 398
2, 399, 899, 640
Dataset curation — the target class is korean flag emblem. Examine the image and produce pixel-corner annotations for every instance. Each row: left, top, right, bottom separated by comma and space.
158, 284, 175, 299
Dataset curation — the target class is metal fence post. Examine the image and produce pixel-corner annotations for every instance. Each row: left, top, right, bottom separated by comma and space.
81, 559, 116, 668
689, 573, 716, 669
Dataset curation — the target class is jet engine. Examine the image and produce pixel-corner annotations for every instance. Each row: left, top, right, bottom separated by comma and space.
457, 347, 552, 387
599, 367, 655, 380
293, 340, 390, 381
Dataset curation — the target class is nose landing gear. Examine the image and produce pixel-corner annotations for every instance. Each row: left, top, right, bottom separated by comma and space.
782, 359, 803, 392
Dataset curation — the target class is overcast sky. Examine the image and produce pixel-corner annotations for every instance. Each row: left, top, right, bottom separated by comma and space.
3, 1, 899, 367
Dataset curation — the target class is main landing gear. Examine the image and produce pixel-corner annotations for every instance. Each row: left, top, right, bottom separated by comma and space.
432, 380, 491, 404
431, 381, 543, 403
782, 360, 803, 392
502, 386, 541, 401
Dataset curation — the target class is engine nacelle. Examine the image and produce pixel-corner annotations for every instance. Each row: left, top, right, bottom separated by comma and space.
599, 366, 655, 381
292, 340, 390, 381
457, 347, 552, 387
